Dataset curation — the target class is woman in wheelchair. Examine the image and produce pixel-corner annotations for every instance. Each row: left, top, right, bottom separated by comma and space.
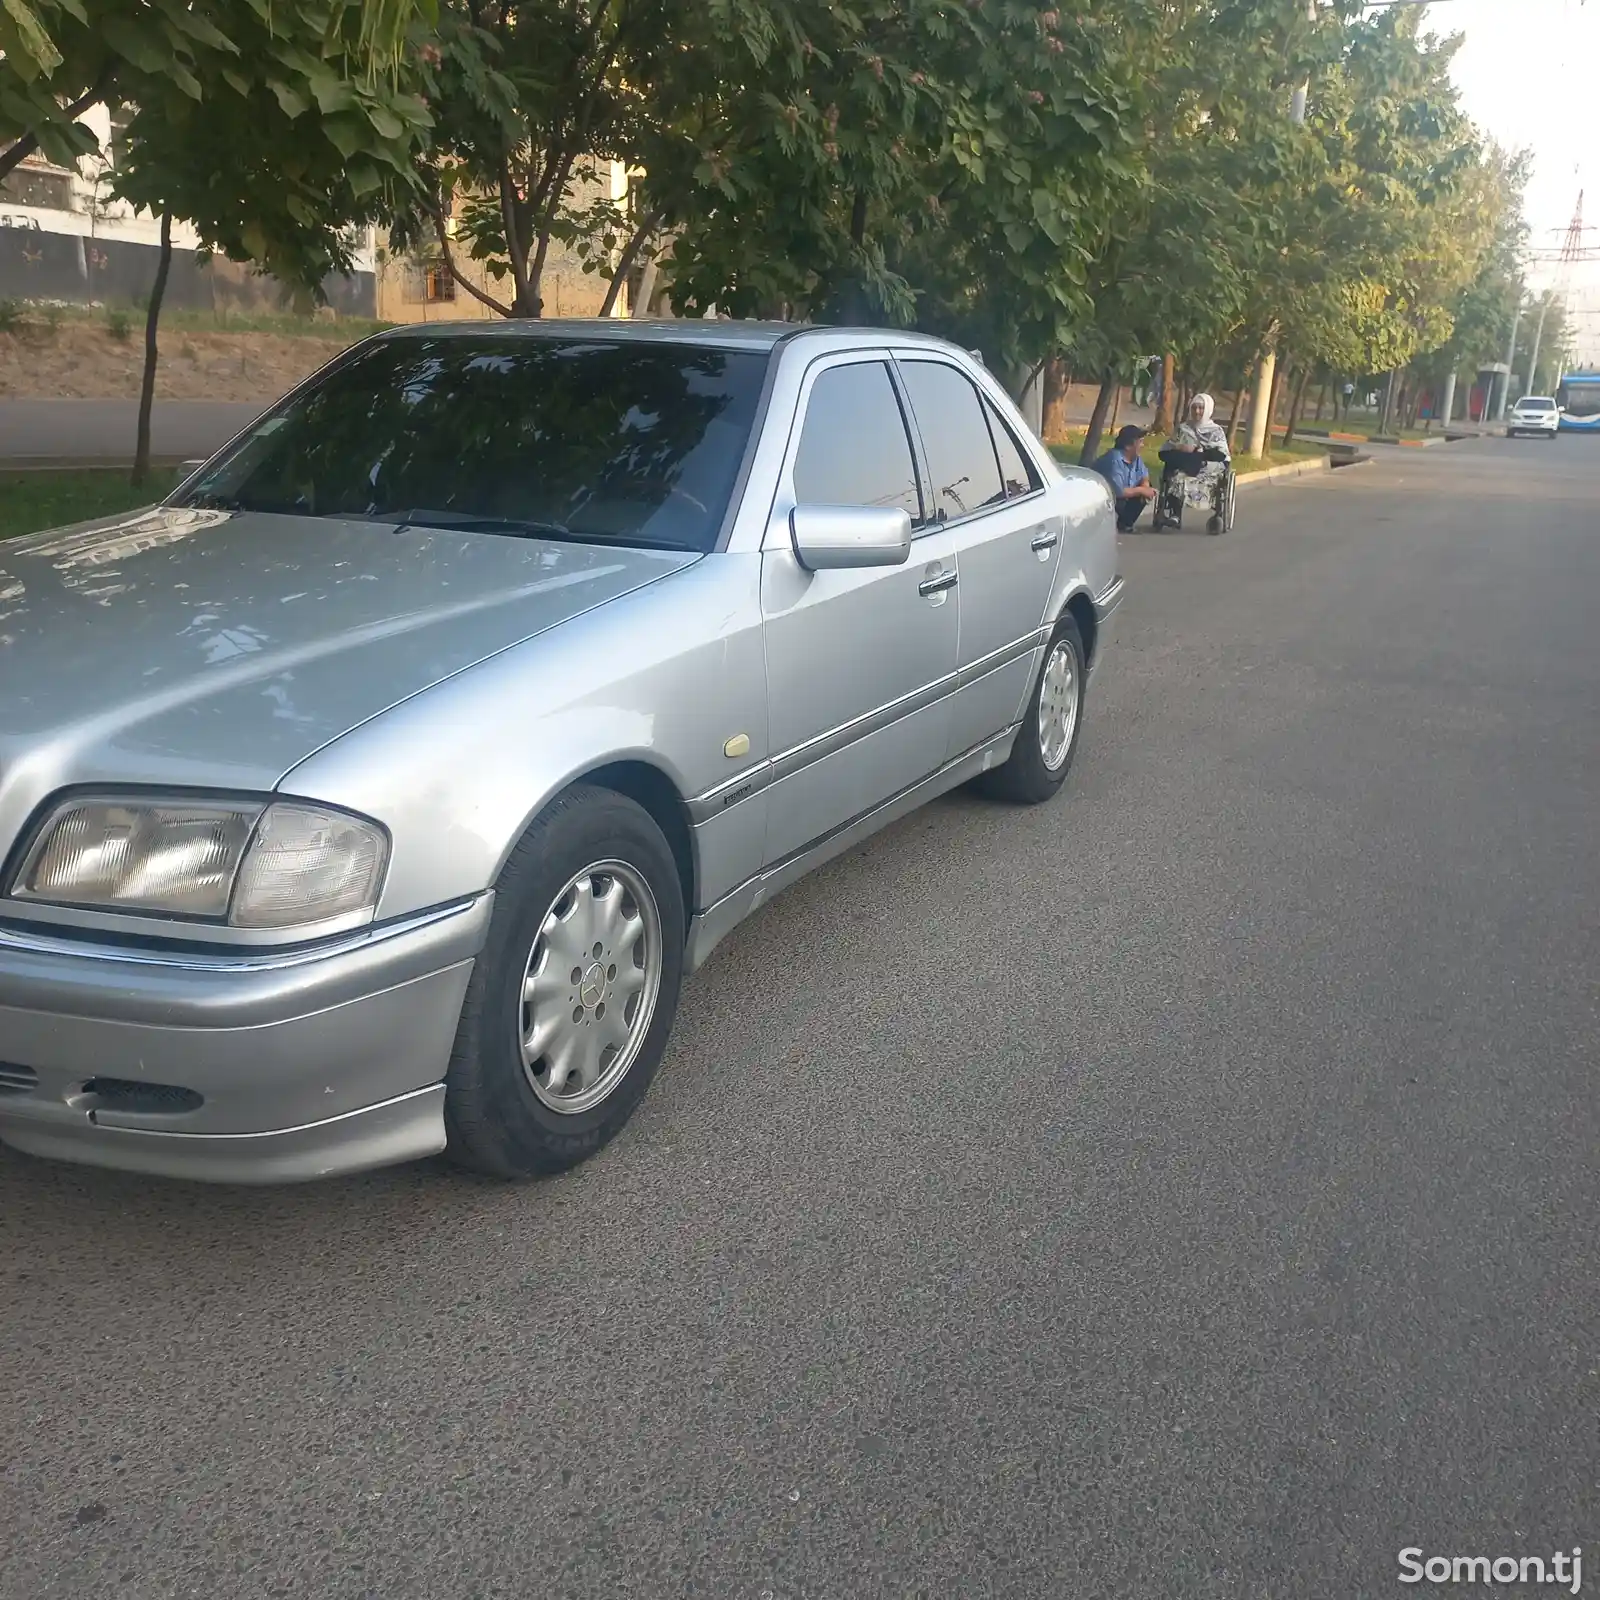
1155, 392, 1237, 534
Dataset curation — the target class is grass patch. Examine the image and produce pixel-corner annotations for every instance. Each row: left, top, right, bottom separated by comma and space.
0, 468, 179, 541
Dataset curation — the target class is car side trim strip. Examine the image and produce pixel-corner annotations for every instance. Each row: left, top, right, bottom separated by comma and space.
958, 629, 1046, 687
686, 671, 960, 823
684, 724, 1020, 971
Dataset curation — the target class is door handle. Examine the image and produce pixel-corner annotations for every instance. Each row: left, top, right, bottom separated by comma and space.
918, 569, 958, 597
1030, 531, 1059, 552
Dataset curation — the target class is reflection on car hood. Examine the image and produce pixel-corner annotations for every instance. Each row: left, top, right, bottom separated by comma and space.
0, 505, 697, 794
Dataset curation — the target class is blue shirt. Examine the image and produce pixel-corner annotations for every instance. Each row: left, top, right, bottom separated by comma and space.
1095, 447, 1149, 497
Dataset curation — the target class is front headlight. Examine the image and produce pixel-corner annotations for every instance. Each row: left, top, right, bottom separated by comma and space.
11, 795, 388, 930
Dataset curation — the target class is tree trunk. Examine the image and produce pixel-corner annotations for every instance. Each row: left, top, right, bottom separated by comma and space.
1225, 379, 1249, 452
1108, 382, 1123, 436
133, 213, 173, 490
1079, 368, 1118, 466
1314, 380, 1327, 422
598, 210, 660, 319
1154, 352, 1176, 436
498, 164, 540, 315
1284, 367, 1313, 445
632, 254, 660, 319
1378, 369, 1399, 434
1265, 358, 1288, 455
1041, 355, 1069, 445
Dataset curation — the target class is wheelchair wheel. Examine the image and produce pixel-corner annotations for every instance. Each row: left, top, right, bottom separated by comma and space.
1152, 477, 1182, 532
1208, 470, 1237, 535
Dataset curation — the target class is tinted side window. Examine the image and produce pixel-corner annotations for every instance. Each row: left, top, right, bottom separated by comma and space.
985, 400, 1041, 500
793, 361, 921, 519
899, 359, 1005, 522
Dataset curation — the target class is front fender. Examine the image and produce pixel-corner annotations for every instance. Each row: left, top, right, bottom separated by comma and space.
277, 555, 768, 922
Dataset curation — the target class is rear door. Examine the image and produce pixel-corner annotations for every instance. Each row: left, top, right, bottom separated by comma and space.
895, 356, 1062, 762
760, 354, 962, 866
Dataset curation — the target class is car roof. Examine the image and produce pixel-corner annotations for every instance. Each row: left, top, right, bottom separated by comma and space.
371, 318, 975, 359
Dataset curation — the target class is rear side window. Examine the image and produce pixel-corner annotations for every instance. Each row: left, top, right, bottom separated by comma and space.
898, 359, 1006, 523
792, 361, 921, 520
985, 399, 1041, 500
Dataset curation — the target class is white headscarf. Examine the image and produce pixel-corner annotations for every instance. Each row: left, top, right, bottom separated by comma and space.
1180, 391, 1228, 455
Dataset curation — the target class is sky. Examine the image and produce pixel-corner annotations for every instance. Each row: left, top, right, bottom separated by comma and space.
1417, 0, 1600, 361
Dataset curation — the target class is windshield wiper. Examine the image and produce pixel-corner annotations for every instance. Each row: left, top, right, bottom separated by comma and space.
380, 508, 577, 540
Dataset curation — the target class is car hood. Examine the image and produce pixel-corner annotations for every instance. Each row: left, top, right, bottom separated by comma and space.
0, 505, 697, 803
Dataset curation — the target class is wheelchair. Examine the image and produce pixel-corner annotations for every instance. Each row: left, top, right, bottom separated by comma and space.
1152, 446, 1237, 535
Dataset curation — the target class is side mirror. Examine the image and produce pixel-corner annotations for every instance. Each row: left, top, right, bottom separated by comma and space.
790, 504, 913, 572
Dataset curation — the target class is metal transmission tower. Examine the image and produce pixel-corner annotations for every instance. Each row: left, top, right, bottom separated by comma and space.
1529, 190, 1600, 381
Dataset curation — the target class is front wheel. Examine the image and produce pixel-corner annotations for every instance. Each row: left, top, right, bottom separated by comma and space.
979, 615, 1086, 804
444, 786, 686, 1179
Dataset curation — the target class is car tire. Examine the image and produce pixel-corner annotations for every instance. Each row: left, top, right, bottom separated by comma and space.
980, 614, 1086, 805
443, 785, 686, 1179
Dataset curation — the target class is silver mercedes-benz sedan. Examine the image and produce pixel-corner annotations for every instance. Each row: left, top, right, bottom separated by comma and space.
0, 320, 1123, 1183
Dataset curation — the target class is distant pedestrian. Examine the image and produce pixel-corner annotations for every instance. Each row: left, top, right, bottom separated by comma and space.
1131, 357, 1155, 410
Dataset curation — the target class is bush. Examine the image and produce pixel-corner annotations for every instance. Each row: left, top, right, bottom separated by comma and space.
0, 299, 22, 335
105, 307, 133, 343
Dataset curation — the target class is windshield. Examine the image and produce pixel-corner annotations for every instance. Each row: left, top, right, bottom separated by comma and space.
1517, 397, 1556, 412
175, 335, 771, 553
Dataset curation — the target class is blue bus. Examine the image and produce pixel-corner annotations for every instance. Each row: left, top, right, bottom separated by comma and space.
1556, 372, 1600, 432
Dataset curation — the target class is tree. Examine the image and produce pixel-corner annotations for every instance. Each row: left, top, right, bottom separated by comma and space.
0, 0, 426, 185
6, 0, 438, 482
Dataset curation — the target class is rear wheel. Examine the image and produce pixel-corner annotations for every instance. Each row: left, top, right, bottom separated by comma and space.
980, 615, 1086, 804
444, 786, 686, 1179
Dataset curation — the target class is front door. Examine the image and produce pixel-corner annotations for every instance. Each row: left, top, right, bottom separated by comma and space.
895, 356, 1063, 762
760, 354, 961, 867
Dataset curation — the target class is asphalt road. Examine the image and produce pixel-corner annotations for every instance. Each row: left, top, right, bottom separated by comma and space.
0, 399, 265, 466
3, 436, 1597, 1600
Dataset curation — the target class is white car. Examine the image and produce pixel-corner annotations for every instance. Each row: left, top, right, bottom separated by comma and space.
1508, 396, 1560, 439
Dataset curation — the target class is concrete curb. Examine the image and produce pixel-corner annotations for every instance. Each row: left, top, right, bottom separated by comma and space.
1235, 455, 1334, 490
1297, 428, 1456, 448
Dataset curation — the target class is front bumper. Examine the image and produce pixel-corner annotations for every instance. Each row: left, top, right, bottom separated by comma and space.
1509, 418, 1558, 435
0, 895, 492, 1183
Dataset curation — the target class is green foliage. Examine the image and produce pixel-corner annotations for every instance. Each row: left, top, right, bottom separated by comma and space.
4, 0, 1531, 426
0, 1, 432, 180
2, 2, 435, 294
0, 297, 22, 334
103, 305, 132, 342
653, 0, 1143, 374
